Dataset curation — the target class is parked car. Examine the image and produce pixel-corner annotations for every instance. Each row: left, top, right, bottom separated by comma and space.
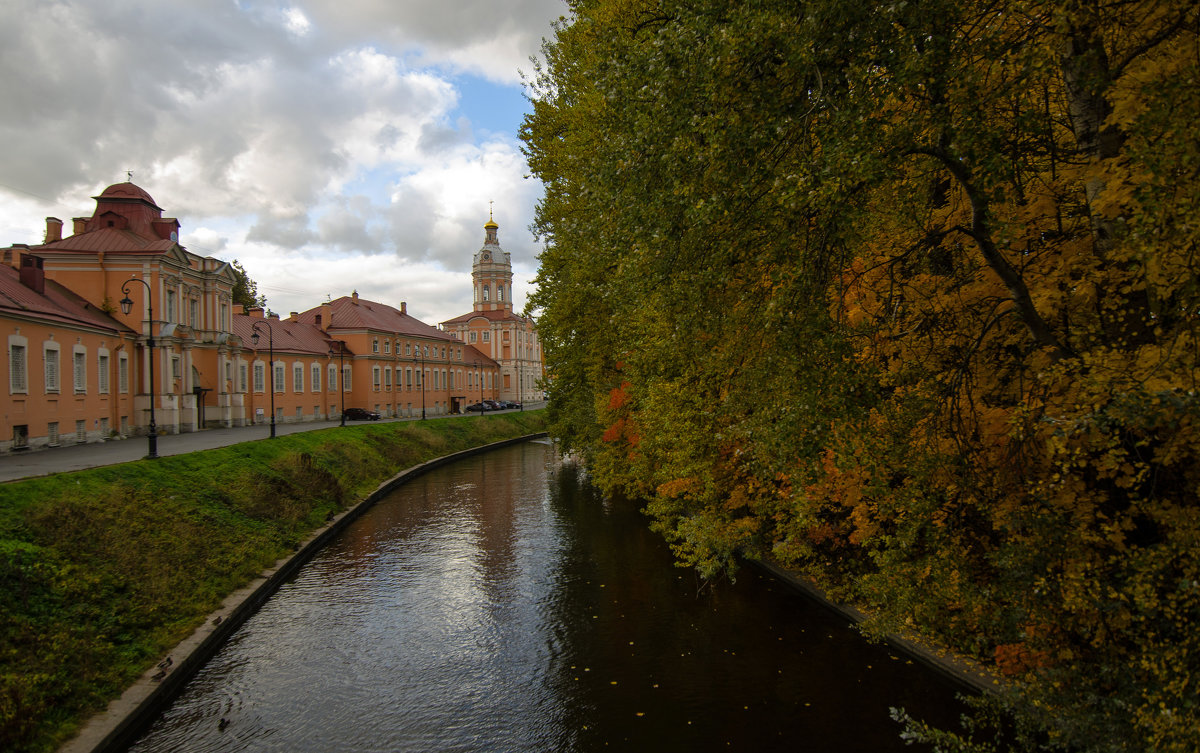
483, 400, 503, 411
343, 407, 381, 421
465, 402, 489, 412
499, 400, 522, 410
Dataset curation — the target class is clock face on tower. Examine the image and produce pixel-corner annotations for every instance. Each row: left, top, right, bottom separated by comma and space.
482, 253, 491, 260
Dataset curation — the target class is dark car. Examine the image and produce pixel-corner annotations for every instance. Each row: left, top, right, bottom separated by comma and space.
482, 400, 503, 411
465, 402, 489, 412
499, 400, 522, 410
343, 407, 381, 421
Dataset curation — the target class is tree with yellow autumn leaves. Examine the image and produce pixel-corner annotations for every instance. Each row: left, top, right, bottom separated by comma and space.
523, 0, 1198, 749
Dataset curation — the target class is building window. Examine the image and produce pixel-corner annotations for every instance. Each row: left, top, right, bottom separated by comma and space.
166, 290, 177, 322
384, 340, 391, 354
469, 331, 477, 343
119, 354, 129, 393
9, 343, 27, 394
73, 350, 87, 393
384, 368, 391, 388
342, 365, 351, 390
47, 422, 59, 446
12, 425, 28, 449
44, 345, 60, 393
483, 285, 490, 301
190, 299, 199, 328
98, 354, 110, 394
75, 420, 86, 443
328, 364, 337, 392
240, 363, 248, 393
312, 363, 321, 392
294, 364, 304, 392
498, 285, 504, 302
372, 339, 379, 353
171, 355, 182, 381
253, 362, 265, 392
423, 345, 429, 358
482, 332, 490, 342
405, 343, 411, 356
220, 302, 229, 331
100, 417, 109, 435
372, 366, 381, 389
406, 367, 412, 387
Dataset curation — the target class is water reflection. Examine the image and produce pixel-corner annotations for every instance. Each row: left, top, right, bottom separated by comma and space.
128, 440, 962, 752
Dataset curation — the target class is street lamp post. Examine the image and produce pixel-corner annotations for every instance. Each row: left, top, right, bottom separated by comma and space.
251, 320, 276, 439
119, 278, 158, 459
330, 340, 346, 426
412, 350, 426, 420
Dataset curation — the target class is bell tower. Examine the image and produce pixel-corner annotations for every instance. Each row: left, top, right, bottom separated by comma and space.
472, 208, 513, 313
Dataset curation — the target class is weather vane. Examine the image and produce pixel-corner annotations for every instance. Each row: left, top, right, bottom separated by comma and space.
126, 170, 133, 182
489, 200, 494, 221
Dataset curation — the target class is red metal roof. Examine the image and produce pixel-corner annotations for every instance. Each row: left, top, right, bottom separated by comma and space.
440, 308, 531, 326
37, 227, 176, 254
232, 314, 342, 357
294, 296, 456, 341
0, 265, 131, 333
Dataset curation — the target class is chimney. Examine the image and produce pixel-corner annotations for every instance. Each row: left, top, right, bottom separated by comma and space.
233, 304, 246, 316
45, 217, 63, 243
351, 290, 359, 305
268, 312, 279, 320
247, 306, 265, 319
20, 255, 45, 294
73, 217, 87, 234
319, 301, 332, 330
401, 301, 407, 315
289, 311, 298, 321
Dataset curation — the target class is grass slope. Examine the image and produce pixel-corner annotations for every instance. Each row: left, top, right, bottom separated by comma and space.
0, 412, 546, 753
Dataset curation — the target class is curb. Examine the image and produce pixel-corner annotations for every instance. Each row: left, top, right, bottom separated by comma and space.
748, 558, 1005, 697
59, 432, 550, 753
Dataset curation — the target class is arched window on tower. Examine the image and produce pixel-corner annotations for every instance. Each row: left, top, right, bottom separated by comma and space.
483, 285, 490, 301
498, 285, 504, 302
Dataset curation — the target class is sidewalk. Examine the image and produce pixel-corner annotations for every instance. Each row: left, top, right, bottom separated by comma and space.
0, 405, 543, 483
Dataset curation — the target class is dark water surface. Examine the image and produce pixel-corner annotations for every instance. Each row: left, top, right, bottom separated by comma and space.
127, 439, 964, 752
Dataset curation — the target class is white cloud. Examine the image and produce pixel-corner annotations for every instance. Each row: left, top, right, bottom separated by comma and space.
0, 0, 558, 327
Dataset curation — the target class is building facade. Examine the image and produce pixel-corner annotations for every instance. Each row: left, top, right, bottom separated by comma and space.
440, 216, 544, 404
1, 182, 501, 452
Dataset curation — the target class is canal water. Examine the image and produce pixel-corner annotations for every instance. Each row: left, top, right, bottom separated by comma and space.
127, 439, 965, 752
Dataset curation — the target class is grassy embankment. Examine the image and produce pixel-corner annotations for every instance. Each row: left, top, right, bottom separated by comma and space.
0, 411, 547, 753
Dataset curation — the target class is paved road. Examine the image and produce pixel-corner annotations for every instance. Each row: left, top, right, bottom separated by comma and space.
0, 405, 543, 484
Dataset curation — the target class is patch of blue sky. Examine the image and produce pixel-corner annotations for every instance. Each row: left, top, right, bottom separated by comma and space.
448, 73, 532, 141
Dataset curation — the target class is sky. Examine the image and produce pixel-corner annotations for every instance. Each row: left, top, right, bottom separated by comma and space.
0, 0, 567, 325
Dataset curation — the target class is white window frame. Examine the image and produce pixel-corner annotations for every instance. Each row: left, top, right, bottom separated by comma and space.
44, 342, 60, 393
73, 346, 87, 394
9, 337, 28, 394
98, 350, 110, 394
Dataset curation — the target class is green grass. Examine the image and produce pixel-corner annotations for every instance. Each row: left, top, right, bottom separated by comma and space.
0, 411, 546, 753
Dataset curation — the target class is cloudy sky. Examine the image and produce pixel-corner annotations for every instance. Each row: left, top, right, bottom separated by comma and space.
0, 0, 566, 325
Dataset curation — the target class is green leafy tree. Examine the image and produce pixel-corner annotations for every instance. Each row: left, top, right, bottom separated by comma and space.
523, 0, 1200, 749
229, 259, 267, 311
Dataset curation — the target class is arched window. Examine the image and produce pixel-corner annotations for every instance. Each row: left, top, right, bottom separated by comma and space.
497, 285, 504, 302
483, 285, 490, 301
